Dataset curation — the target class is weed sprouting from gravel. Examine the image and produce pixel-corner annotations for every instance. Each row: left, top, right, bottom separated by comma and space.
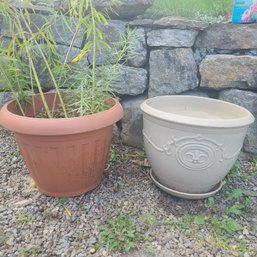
16, 214, 32, 224
108, 145, 128, 167
20, 246, 42, 256
95, 215, 143, 252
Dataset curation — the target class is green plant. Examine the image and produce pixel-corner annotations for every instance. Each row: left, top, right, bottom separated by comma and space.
20, 246, 42, 256
0, 0, 135, 118
226, 188, 244, 201
163, 215, 195, 236
253, 156, 257, 171
210, 216, 242, 235
42, 209, 51, 218
138, 213, 156, 229
145, 244, 156, 256
193, 215, 206, 225
95, 215, 143, 252
221, 217, 242, 234
56, 197, 68, 205
16, 214, 32, 224
8, 149, 21, 161
207, 196, 216, 207
226, 160, 240, 182
225, 203, 245, 215
108, 146, 128, 166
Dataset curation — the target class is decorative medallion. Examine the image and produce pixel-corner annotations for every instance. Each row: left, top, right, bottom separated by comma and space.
143, 132, 241, 171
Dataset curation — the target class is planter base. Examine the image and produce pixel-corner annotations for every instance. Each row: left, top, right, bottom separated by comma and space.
35, 178, 102, 197
150, 169, 225, 200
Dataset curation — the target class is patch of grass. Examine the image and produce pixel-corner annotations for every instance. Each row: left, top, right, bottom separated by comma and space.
193, 214, 206, 225
163, 215, 196, 236
138, 213, 156, 230
253, 156, 257, 171
160, 158, 256, 256
207, 196, 216, 207
210, 216, 242, 235
163, 213, 256, 256
95, 215, 143, 252
8, 149, 21, 161
206, 236, 255, 256
42, 209, 52, 218
56, 197, 68, 205
20, 246, 42, 256
16, 214, 32, 224
220, 161, 255, 215
143, 0, 233, 21
226, 160, 240, 182
108, 146, 128, 166
145, 244, 156, 256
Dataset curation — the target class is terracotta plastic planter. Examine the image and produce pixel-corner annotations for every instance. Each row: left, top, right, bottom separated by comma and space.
0, 93, 123, 197
141, 96, 254, 199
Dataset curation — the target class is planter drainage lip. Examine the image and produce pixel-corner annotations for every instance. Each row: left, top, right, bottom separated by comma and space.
0, 96, 123, 136
150, 169, 225, 200
141, 95, 255, 128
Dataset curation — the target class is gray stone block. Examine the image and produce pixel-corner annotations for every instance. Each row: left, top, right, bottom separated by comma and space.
147, 29, 198, 48
149, 48, 198, 97
0, 37, 11, 51
22, 44, 88, 90
112, 65, 147, 96
6, 1, 54, 14
54, 0, 154, 19
0, 14, 3, 31
121, 94, 147, 148
1, 13, 47, 37
30, 0, 54, 13
51, 16, 84, 48
88, 20, 126, 65
0, 92, 13, 106
193, 48, 216, 65
195, 23, 257, 50
219, 89, 257, 154
1, 13, 84, 48
129, 17, 209, 30
152, 17, 209, 30
200, 55, 257, 90
127, 28, 147, 68
181, 90, 209, 98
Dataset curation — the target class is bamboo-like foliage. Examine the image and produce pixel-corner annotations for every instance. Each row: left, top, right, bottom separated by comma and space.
0, 0, 137, 118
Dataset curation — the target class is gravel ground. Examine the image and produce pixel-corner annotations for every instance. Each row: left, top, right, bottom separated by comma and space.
0, 127, 257, 257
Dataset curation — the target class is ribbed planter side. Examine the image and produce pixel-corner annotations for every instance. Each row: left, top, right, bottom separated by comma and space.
16, 127, 112, 196
0, 93, 123, 197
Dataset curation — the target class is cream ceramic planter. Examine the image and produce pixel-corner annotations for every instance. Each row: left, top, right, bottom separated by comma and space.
141, 96, 254, 198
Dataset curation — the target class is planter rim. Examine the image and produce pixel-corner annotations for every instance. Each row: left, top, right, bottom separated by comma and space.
141, 95, 255, 128
0, 94, 123, 136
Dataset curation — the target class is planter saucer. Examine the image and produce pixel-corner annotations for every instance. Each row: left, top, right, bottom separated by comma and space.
150, 170, 225, 200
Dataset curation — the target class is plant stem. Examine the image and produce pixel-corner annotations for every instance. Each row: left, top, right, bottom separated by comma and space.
19, 12, 68, 118
89, 0, 97, 110
64, 28, 79, 65
28, 52, 53, 118
16, 10, 53, 118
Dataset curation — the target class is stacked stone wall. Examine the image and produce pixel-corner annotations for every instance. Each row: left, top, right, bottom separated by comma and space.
1, 1, 257, 155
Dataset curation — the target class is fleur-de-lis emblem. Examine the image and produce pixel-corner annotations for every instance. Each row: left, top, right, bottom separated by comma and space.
185, 151, 208, 164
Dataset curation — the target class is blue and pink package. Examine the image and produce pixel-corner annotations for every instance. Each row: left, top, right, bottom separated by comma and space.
232, 0, 257, 23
